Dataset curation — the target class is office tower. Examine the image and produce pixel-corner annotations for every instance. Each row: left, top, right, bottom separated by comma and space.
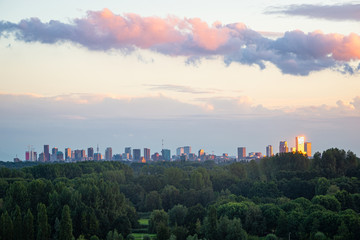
237, 147, 246, 160
188, 153, 196, 161
88, 147, 94, 159
184, 146, 191, 155
144, 148, 151, 161
279, 141, 289, 153
162, 149, 171, 161
57, 151, 64, 161
305, 142, 312, 157
65, 148, 71, 160
25, 150, 37, 161
105, 147, 112, 161
176, 147, 184, 156
133, 149, 141, 161
52, 147, 58, 155
291, 147, 296, 153
74, 150, 82, 161
152, 152, 160, 161
94, 153, 102, 160
296, 136, 305, 153
266, 145, 273, 157
125, 147, 132, 159
44, 145, 50, 162
38, 153, 45, 162
198, 149, 205, 157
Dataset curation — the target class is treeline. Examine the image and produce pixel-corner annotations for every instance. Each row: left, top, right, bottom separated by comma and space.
0, 148, 359, 240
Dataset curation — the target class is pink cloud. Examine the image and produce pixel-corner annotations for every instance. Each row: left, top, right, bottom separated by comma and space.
1, 8, 360, 75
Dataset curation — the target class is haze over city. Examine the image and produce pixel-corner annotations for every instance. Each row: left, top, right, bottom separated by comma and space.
1, 0, 360, 160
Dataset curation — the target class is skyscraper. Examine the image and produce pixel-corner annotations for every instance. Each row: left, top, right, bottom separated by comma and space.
266, 145, 273, 157
305, 142, 312, 157
65, 148, 71, 160
44, 145, 50, 162
176, 147, 184, 156
144, 148, 151, 161
133, 149, 141, 161
105, 147, 112, 161
162, 149, 171, 161
296, 136, 305, 153
279, 141, 289, 153
88, 147, 94, 159
237, 147, 246, 160
52, 147, 58, 155
125, 147, 132, 159
184, 146, 191, 155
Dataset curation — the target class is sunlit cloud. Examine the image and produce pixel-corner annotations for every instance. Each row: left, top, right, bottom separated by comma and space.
1, 8, 360, 75
267, 3, 360, 21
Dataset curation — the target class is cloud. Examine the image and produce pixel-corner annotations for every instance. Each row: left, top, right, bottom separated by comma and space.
1, 9, 360, 75
267, 3, 360, 21
145, 84, 215, 94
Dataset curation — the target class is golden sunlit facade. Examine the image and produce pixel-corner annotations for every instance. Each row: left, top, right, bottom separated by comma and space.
305, 142, 312, 157
296, 136, 305, 153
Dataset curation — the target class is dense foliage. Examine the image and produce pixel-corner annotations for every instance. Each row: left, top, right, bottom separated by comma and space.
0, 148, 359, 240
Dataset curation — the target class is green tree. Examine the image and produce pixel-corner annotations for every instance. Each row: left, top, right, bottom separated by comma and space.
145, 191, 162, 211
1, 211, 14, 240
204, 206, 218, 240
148, 209, 169, 233
24, 209, 35, 240
265, 233, 277, 240
12, 205, 23, 240
169, 204, 188, 226
37, 203, 50, 240
156, 223, 170, 240
59, 205, 74, 240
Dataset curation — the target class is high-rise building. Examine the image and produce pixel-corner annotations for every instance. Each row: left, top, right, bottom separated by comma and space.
125, 147, 132, 159
52, 147, 58, 155
57, 151, 64, 161
162, 149, 171, 161
296, 136, 305, 153
176, 147, 184, 156
266, 145, 273, 157
133, 149, 141, 161
65, 148, 71, 160
237, 147, 246, 160
88, 147, 94, 159
44, 145, 50, 162
94, 153, 102, 160
144, 148, 151, 161
279, 141, 289, 153
305, 142, 312, 157
25, 150, 37, 161
105, 147, 112, 161
184, 146, 191, 155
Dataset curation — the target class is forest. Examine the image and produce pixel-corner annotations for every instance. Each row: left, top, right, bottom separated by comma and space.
0, 148, 359, 240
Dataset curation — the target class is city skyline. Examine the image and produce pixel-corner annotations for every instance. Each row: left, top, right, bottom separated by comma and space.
21, 135, 312, 163
1, 1, 360, 160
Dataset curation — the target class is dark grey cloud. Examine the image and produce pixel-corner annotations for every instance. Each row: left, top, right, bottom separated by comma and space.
267, 3, 360, 21
1, 9, 360, 76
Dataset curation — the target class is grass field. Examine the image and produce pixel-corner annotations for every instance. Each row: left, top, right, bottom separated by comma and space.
130, 233, 156, 240
138, 218, 149, 225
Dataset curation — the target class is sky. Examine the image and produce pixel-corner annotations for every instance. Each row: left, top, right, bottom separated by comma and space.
0, 0, 360, 160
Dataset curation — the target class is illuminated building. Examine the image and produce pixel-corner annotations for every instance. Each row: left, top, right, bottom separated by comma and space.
65, 148, 71, 160
296, 136, 305, 153
279, 141, 289, 153
125, 147, 132, 159
133, 149, 141, 161
140, 156, 146, 163
266, 145, 273, 157
237, 147, 246, 160
305, 142, 312, 157
184, 146, 191, 155
144, 148, 151, 161
94, 153, 102, 160
152, 152, 160, 161
176, 147, 184, 156
291, 147, 296, 153
105, 147, 112, 161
